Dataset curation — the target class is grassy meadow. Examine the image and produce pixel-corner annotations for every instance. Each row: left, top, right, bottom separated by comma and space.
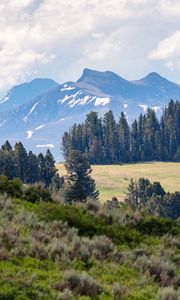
57, 162, 180, 202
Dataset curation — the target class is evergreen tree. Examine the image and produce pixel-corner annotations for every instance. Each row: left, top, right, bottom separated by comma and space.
131, 120, 140, 162
50, 173, 64, 192
63, 150, 99, 203
28, 151, 40, 183
13, 142, 29, 182
0, 142, 16, 179
103, 110, 118, 163
44, 149, 57, 186
118, 112, 130, 162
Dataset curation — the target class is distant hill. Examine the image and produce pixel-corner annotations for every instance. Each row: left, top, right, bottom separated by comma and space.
0, 69, 179, 160
0, 78, 59, 113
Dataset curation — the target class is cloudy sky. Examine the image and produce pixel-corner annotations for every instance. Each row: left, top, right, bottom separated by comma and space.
0, 0, 180, 94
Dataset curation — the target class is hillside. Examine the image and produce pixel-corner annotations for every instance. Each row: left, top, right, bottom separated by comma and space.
0, 193, 179, 300
57, 162, 180, 202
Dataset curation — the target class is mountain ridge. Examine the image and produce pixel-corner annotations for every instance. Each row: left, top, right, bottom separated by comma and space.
0, 68, 179, 160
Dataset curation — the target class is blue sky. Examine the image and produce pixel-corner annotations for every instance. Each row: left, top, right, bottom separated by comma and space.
0, 0, 179, 94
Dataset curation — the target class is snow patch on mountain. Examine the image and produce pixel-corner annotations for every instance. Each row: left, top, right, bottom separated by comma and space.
139, 104, 148, 112
69, 99, 82, 108
94, 97, 110, 106
61, 87, 75, 92
152, 106, 160, 113
0, 120, 6, 127
35, 124, 45, 130
0, 96, 9, 104
36, 144, 54, 149
27, 130, 33, 139
24, 102, 39, 122
124, 104, 128, 109
79, 95, 93, 105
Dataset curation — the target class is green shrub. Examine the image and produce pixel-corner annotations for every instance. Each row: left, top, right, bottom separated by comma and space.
59, 270, 100, 297
0, 175, 8, 193
6, 178, 23, 198
24, 185, 52, 203
134, 217, 180, 236
155, 287, 180, 300
112, 283, 127, 300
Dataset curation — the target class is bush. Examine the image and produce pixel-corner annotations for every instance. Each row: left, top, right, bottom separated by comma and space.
57, 270, 100, 297
112, 283, 127, 300
6, 178, 23, 198
57, 289, 73, 300
90, 235, 114, 260
134, 217, 180, 236
136, 256, 176, 286
0, 176, 8, 193
155, 287, 180, 300
23, 185, 52, 203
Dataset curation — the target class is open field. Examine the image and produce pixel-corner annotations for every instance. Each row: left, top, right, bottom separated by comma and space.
57, 162, 180, 202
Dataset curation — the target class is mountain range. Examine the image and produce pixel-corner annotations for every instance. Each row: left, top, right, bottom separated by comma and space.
0, 68, 179, 160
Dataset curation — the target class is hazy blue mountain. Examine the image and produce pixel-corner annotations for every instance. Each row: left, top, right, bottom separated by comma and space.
0, 78, 59, 113
0, 69, 179, 160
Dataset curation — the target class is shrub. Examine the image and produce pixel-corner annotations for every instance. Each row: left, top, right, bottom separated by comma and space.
90, 235, 114, 260
136, 256, 176, 286
6, 178, 23, 198
48, 238, 66, 261
155, 287, 180, 300
85, 198, 99, 213
162, 234, 180, 249
0, 175, 8, 193
58, 270, 100, 297
112, 283, 127, 300
134, 217, 180, 236
57, 289, 73, 300
23, 185, 52, 203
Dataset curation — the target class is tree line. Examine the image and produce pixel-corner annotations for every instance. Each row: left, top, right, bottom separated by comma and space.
0, 141, 57, 186
62, 100, 180, 163
125, 177, 180, 220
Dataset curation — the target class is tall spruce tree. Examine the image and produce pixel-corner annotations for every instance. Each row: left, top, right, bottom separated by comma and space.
44, 149, 57, 186
28, 151, 40, 183
63, 150, 99, 203
103, 110, 118, 163
13, 142, 29, 182
118, 112, 130, 162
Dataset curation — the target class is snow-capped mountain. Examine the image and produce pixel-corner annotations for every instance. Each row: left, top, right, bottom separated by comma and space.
0, 69, 179, 160
0, 78, 59, 114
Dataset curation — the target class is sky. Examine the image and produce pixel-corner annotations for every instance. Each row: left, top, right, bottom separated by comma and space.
0, 0, 180, 95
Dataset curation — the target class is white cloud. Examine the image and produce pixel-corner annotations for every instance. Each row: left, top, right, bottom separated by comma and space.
149, 31, 180, 70
0, 0, 179, 93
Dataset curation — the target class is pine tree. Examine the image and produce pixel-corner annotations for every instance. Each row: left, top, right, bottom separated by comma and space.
0, 142, 16, 179
63, 150, 99, 203
28, 151, 40, 183
118, 112, 130, 162
13, 142, 29, 182
130, 120, 140, 162
103, 110, 118, 163
38, 153, 46, 183
44, 149, 57, 186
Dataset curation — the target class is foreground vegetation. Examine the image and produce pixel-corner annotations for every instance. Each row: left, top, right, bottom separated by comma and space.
0, 142, 179, 299
0, 193, 179, 300
57, 162, 180, 201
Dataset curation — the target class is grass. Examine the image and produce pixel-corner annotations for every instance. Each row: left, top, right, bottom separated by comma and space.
57, 162, 180, 202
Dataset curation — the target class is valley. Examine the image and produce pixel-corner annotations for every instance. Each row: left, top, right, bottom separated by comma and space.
57, 162, 180, 202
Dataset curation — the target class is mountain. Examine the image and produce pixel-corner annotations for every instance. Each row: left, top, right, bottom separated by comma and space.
0, 69, 179, 160
0, 78, 59, 114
